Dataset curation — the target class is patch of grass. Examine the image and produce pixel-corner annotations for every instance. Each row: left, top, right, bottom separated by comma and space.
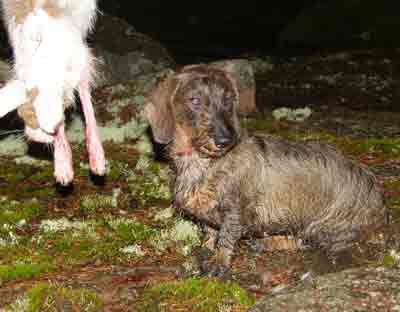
387, 197, 400, 223
35, 231, 109, 265
0, 198, 43, 226
241, 117, 275, 132
150, 218, 202, 256
31, 217, 157, 265
0, 262, 53, 284
113, 220, 156, 243
0, 160, 55, 199
136, 277, 255, 312
6, 282, 103, 312
343, 138, 400, 157
6, 185, 55, 200
127, 156, 172, 206
383, 179, 400, 191
273, 132, 400, 159
387, 197, 400, 208
290, 131, 339, 144
80, 189, 120, 213
29, 167, 54, 181
3, 171, 26, 184
106, 160, 126, 179
23, 187, 56, 199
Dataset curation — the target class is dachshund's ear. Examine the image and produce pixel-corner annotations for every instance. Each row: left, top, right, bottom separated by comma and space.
212, 59, 256, 114
144, 72, 178, 144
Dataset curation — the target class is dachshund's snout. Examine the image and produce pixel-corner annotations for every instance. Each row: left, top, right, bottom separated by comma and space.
213, 113, 235, 148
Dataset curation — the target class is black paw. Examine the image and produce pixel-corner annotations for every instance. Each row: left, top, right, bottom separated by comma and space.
55, 182, 74, 196
90, 172, 106, 186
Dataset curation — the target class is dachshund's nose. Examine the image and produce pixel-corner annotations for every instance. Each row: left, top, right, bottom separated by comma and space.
215, 135, 234, 148
213, 111, 235, 148
214, 124, 234, 148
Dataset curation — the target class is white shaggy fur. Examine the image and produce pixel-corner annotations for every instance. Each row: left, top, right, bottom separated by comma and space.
0, 0, 105, 185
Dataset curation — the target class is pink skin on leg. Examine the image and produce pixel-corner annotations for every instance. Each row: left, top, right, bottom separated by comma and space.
78, 68, 106, 176
54, 122, 74, 185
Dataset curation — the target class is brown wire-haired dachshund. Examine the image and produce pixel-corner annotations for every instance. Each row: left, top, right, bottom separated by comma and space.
144, 63, 387, 277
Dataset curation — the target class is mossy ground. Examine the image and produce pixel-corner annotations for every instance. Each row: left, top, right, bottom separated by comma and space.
136, 277, 255, 312
5, 282, 104, 312
2, 49, 400, 310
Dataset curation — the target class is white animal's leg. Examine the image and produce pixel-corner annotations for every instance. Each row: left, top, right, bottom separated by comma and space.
33, 87, 64, 134
54, 122, 74, 185
78, 66, 106, 176
0, 80, 27, 118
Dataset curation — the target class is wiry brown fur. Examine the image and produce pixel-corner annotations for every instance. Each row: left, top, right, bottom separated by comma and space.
145, 64, 388, 275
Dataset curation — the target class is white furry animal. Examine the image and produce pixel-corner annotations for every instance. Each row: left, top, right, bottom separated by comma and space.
0, 0, 105, 185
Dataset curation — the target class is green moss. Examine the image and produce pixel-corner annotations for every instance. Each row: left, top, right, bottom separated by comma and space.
343, 138, 400, 157
42, 233, 118, 265
382, 254, 397, 267
29, 167, 54, 181
80, 189, 120, 213
387, 197, 400, 223
4, 171, 26, 184
387, 196, 400, 208
134, 135, 154, 155
167, 220, 200, 243
21, 187, 56, 200
106, 160, 126, 179
0, 262, 53, 284
35, 232, 94, 265
113, 221, 156, 243
384, 180, 400, 222
291, 132, 339, 143
153, 207, 175, 222
30, 217, 157, 265
6, 282, 104, 312
107, 216, 156, 244
381, 249, 400, 267
151, 219, 202, 256
383, 179, 400, 191
127, 157, 172, 206
136, 277, 255, 312
241, 117, 275, 132
0, 198, 43, 226
0, 162, 28, 184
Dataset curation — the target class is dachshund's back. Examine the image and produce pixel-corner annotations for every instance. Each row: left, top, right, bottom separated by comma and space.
223, 134, 386, 252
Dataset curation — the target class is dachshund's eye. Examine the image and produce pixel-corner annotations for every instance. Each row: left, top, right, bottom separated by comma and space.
188, 96, 201, 110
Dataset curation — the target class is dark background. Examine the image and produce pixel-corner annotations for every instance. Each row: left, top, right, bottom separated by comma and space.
97, 0, 400, 63
0, 1, 398, 64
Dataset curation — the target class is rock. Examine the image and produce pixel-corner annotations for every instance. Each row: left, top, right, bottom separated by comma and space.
248, 56, 275, 76
91, 14, 176, 87
279, 1, 400, 48
249, 266, 400, 311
